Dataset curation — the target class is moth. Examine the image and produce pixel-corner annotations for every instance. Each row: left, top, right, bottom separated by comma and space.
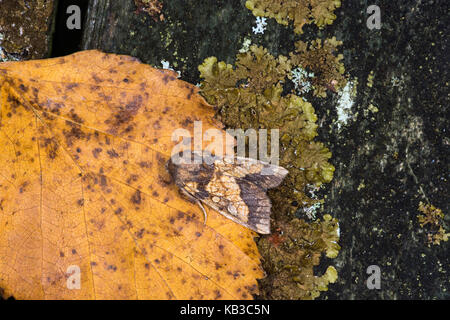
167, 152, 288, 234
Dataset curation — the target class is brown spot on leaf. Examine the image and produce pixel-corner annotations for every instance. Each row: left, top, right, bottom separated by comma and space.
92, 73, 104, 83
187, 87, 194, 100
126, 174, 139, 184
139, 161, 151, 168
19, 84, 28, 92
92, 147, 102, 158
214, 290, 222, 299
106, 149, 119, 158
66, 83, 79, 90
100, 175, 107, 187
181, 117, 193, 127
131, 190, 142, 205
135, 228, 145, 239
106, 95, 143, 134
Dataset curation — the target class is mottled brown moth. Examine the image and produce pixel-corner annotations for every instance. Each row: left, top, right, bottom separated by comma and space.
167, 152, 288, 234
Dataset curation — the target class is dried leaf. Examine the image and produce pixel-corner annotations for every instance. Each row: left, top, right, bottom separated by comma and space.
0, 50, 263, 300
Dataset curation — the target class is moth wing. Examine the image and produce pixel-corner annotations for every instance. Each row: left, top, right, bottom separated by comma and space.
176, 155, 289, 234
201, 178, 272, 234
215, 157, 289, 190
234, 177, 273, 234
208, 174, 289, 235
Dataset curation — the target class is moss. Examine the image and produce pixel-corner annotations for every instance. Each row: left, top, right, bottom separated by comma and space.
245, 0, 341, 34
417, 202, 449, 246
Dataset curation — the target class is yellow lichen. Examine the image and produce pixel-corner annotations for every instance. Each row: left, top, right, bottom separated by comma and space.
258, 216, 340, 299
198, 44, 341, 299
246, 0, 341, 34
198, 45, 334, 195
417, 202, 449, 246
289, 37, 346, 97
198, 1, 348, 297
367, 70, 374, 88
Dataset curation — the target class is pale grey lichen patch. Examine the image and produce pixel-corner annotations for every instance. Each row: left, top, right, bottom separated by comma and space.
239, 38, 252, 53
290, 67, 314, 95
335, 80, 357, 129
252, 16, 267, 34
303, 202, 321, 220
0, 32, 17, 62
160, 59, 181, 77
390, 74, 406, 87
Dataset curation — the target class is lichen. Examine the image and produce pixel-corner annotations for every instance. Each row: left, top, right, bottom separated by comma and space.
417, 202, 449, 246
252, 17, 268, 34
290, 67, 314, 94
245, 0, 341, 34
134, 0, 164, 21
199, 45, 334, 191
289, 37, 346, 97
0, 46, 20, 62
196, 0, 349, 298
335, 79, 357, 128
258, 215, 340, 299
198, 44, 340, 299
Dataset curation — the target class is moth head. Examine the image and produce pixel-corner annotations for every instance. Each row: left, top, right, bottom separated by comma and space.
167, 152, 215, 187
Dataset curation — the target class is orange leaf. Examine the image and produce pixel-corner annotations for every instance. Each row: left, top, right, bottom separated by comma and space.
0, 50, 263, 300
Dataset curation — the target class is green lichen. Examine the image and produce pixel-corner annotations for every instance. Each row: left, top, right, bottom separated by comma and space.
246, 0, 341, 34
198, 45, 334, 192
197, 0, 348, 299
289, 37, 346, 97
198, 43, 341, 299
258, 215, 340, 299
417, 202, 449, 246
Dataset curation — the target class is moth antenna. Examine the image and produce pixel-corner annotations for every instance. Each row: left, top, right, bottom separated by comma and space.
196, 200, 207, 225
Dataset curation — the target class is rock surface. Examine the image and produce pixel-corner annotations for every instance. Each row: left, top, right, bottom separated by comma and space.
0, 0, 55, 60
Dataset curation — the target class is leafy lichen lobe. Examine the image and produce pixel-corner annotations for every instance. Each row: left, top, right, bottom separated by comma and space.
246, 0, 341, 34
198, 39, 345, 298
